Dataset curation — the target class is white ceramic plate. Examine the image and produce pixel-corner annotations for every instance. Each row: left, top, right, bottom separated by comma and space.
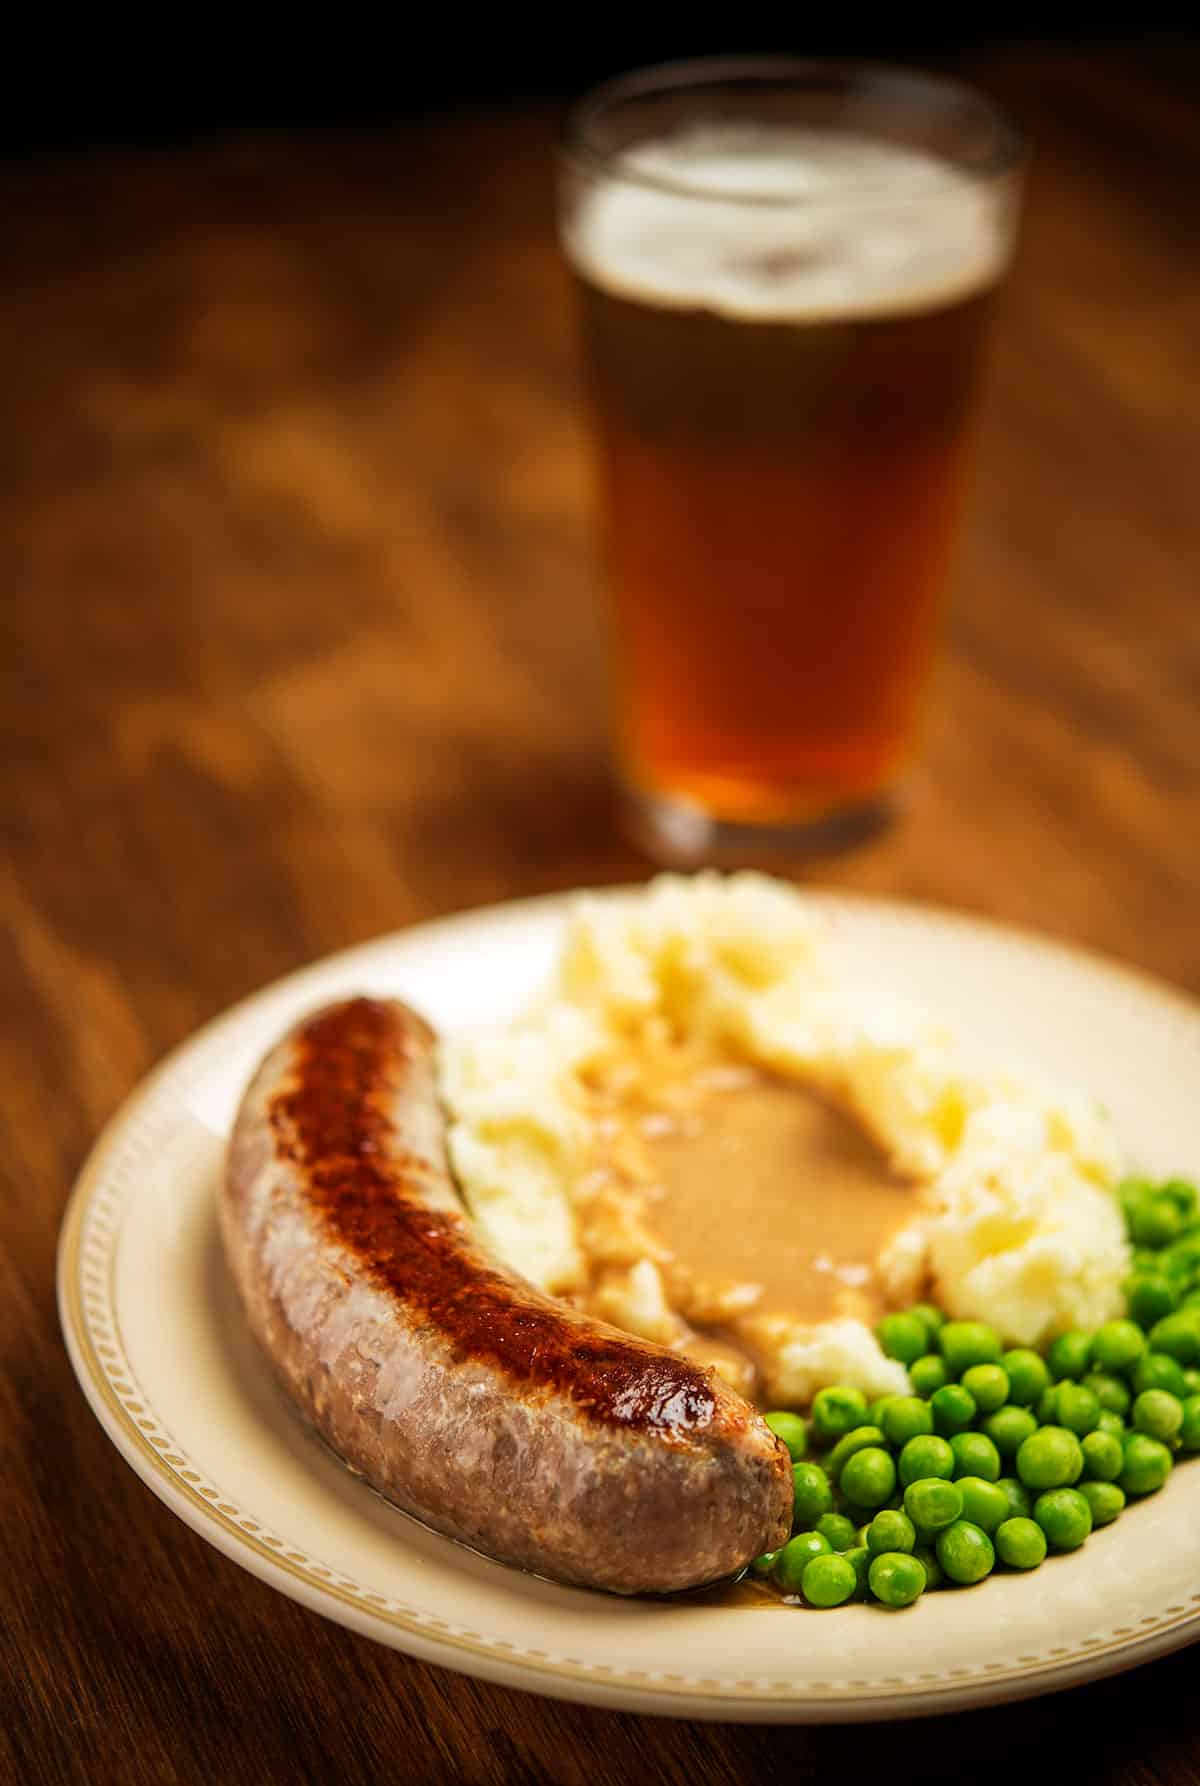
59, 890, 1200, 1721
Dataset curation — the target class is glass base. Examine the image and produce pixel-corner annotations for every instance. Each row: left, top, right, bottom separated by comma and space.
623, 784, 901, 868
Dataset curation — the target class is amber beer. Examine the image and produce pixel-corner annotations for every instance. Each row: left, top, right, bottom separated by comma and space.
562, 71, 1021, 856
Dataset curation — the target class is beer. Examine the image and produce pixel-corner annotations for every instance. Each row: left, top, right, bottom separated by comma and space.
562, 102, 1020, 854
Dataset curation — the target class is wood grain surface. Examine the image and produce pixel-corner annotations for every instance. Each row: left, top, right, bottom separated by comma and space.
4, 43, 1199, 1786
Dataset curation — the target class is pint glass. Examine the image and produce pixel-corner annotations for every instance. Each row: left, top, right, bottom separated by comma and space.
559, 60, 1023, 859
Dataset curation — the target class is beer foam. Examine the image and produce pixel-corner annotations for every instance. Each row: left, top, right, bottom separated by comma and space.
565, 126, 1014, 321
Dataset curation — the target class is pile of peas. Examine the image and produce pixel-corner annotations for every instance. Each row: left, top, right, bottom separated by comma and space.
752, 1176, 1200, 1610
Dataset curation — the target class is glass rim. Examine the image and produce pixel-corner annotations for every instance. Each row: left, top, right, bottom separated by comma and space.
561, 56, 1026, 207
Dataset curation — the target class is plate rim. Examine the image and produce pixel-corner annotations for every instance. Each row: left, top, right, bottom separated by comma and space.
57, 886, 1200, 1721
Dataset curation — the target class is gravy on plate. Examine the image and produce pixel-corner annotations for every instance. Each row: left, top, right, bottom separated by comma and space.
645, 1073, 912, 1328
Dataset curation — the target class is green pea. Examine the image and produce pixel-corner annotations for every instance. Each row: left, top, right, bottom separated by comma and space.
898, 1434, 956, 1486
1034, 1487, 1093, 1550
827, 1425, 887, 1479
1180, 1290, 1200, 1311
903, 1476, 963, 1534
810, 1386, 869, 1446
994, 1516, 1047, 1570
1160, 1236, 1200, 1278
1132, 1388, 1184, 1443
868, 1551, 926, 1607
1179, 1394, 1200, 1452
939, 1321, 1003, 1376
1130, 1196, 1185, 1249
774, 1530, 832, 1592
843, 1546, 873, 1596
1183, 1369, 1200, 1396
815, 1512, 859, 1552
1002, 1348, 1050, 1408
983, 1406, 1038, 1459
995, 1476, 1033, 1520
1119, 1175, 1154, 1214
840, 1447, 897, 1510
950, 1432, 1001, 1482
935, 1519, 995, 1585
913, 1545, 944, 1590
1056, 1382, 1102, 1436
1047, 1331, 1093, 1382
1159, 1242, 1191, 1279
1161, 1179, 1199, 1218
960, 1364, 1010, 1413
1079, 1480, 1126, 1527
1133, 1247, 1163, 1272
1120, 1432, 1173, 1496
909, 1302, 947, 1342
1016, 1426, 1084, 1490
954, 1476, 1011, 1534
764, 1410, 808, 1461
1125, 1273, 1178, 1328
1080, 1429, 1124, 1482
877, 1311, 930, 1366
930, 1384, 977, 1436
1132, 1352, 1188, 1398
750, 1549, 780, 1577
1082, 1371, 1131, 1417
1089, 1319, 1147, 1374
880, 1396, 935, 1448
1036, 1384, 1060, 1425
801, 1552, 858, 1607
868, 1396, 896, 1427
1096, 1409, 1127, 1438
791, 1462, 834, 1528
866, 1509, 916, 1555
909, 1354, 949, 1398
1148, 1312, 1200, 1365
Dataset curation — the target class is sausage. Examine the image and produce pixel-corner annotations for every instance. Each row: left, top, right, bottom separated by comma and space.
220, 996, 793, 1595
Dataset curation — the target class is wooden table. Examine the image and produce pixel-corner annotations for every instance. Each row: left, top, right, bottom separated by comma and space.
4, 44, 1198, 1786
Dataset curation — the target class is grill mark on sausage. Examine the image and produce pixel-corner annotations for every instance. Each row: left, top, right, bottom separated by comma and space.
267, 996, 720, 1438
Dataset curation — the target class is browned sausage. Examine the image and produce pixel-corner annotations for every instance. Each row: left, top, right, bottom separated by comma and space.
220, 996, 793, 1595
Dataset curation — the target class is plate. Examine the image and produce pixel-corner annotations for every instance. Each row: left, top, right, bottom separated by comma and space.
59, 889, 1200, 1721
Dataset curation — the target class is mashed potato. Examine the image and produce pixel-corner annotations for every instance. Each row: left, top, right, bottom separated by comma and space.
441, 874, 1130, 1403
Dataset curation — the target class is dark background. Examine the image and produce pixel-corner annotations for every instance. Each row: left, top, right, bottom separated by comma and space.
5, 21, 1194, 159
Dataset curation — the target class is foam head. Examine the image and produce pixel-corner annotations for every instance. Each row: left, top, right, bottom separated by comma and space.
564, 125, 1016, 323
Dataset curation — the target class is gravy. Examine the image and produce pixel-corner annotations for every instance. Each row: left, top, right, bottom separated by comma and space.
689, 1576, 794, 1610
644, 1074, 912, 1327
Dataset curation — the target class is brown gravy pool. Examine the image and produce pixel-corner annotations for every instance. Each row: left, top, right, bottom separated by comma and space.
692, 1576, 795, 1610
644, 1074, 913, 1328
